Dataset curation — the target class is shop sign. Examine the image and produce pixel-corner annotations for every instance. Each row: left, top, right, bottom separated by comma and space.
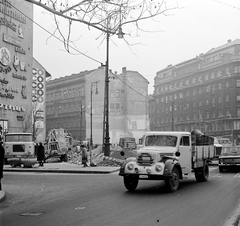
0, 103, 25, 112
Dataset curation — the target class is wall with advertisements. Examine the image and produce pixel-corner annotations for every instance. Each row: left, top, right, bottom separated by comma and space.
0, 0, 33, 133
32, 58, 47, 143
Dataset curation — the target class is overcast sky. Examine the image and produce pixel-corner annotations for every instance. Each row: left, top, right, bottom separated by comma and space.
32, 0, 240, 95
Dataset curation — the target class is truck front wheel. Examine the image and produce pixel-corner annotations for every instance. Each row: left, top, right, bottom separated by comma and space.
123, 175, 139, 192
165, 167, 180, 192
195, 162, 209, 182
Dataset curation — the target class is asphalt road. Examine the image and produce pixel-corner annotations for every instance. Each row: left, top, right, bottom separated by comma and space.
1, 166, 240, 226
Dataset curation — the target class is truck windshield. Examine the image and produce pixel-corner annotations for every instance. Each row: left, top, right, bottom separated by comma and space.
145, 135, 177, 147
5, 134, 33, 142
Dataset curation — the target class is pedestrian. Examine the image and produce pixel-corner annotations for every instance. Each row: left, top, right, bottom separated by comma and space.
0, 137, 5, 190
80, 145, 88, 167
37, 142, 45, 167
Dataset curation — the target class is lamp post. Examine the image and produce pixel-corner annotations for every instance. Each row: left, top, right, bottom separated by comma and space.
90, 81, 99, 151
103, 27, 124, 156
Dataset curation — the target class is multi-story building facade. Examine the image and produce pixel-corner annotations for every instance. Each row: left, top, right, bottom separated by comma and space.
0, 0, 34, 133
152, 39, 240, 144
46, 66, 149, 145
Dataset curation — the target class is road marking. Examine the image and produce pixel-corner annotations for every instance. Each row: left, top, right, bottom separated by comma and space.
234, 173, 240, 178
212, 173, 222, 178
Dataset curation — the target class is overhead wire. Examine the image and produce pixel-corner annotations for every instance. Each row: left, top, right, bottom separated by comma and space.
10, 2, 151, 99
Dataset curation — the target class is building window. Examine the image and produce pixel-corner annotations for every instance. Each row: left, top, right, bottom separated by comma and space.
237, 107, 240, 116
205, 74, 209, 81
218, 96, 222, 104
234, 66, 240, 73
116, 89, 120, 98
211, 85, 215, 94
212, 98, 215, 107
237, 80, 240, 87
226, 108, 230, 116
206, 86, 210, 93
206, 111, 209, 119
116, 103, 120, 111
218, 83, 222, 90
206, 99, 209, 105
226, 81, 229, 88
121, 90, 124, 97
210, 72, 215, 79
237, 94, 240, 101
212, 111, 215, 118
110, 103, 115, 111
218, 109, 222, 117
199, 88, 202, 95
226, 95, 229, 102
193, 90, 196, 95
217, 71, 222, 77
110, 91, 115, 98
198, 76, 202, 83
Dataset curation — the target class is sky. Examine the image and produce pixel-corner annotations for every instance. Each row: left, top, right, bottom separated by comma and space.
32, 0, 240, 95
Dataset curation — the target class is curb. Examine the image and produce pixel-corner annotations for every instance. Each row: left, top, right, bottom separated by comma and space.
3, 168, 120, 174
0, 190, 6, 203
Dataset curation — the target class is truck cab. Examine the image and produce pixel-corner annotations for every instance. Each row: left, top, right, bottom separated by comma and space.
4, 133, 37, 167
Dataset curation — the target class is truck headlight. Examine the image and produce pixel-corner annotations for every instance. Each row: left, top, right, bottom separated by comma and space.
155, 164, 162, 172
127, 163, 134, 171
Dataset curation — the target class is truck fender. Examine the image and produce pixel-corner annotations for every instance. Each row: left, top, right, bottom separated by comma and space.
119, 157, 137, 175
163, 159, 183, 179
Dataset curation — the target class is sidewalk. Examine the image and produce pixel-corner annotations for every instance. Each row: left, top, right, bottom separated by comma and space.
3, 162, 120, 174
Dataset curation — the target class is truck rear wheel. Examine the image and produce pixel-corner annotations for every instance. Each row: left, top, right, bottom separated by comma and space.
165, 167, 180, 192
195, 162, 209, 182
123, 175, 139, 192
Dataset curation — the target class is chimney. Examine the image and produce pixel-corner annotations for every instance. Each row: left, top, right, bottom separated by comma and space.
227, 39, 231, 43
122, 67, 126, 74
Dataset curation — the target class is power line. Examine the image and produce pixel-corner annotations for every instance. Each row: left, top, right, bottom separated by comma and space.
10, 3, 102, 64
11, 2, 151, 98
212, 0, 240, 10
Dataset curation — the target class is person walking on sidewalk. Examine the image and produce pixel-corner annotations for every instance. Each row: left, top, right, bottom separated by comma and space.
37, 142, 45, 167
80, 145, 88, 167
0, 137, 5, 190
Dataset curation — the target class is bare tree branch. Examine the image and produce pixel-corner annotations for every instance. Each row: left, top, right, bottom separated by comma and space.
23, 0, 179, 52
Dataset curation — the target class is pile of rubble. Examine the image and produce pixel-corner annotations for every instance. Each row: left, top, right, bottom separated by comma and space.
67, 146, 137, 167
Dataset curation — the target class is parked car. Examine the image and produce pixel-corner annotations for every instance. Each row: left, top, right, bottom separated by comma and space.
218, 146, 240, 172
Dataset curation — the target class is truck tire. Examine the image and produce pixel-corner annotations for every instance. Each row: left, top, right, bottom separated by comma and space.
195, 162, 209, 182
123, 175, 139, 192
165, 167, 180, 192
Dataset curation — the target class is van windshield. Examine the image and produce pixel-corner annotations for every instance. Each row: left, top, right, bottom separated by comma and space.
145, 135, 177, 147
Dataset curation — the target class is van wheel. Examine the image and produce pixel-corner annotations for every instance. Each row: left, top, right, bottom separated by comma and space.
123, 175, 138, 192
195, 162, 209, 182
165, 167, 180, 192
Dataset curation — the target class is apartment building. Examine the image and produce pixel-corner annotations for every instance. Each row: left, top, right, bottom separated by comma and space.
152, 39, 240, 144
46, 66, 149, 145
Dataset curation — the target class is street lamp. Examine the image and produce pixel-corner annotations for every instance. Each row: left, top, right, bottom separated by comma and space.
103, 26, 124, 157
90, 81, 99, 151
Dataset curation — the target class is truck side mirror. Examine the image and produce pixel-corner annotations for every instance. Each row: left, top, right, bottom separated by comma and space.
175, 151, 180, 157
